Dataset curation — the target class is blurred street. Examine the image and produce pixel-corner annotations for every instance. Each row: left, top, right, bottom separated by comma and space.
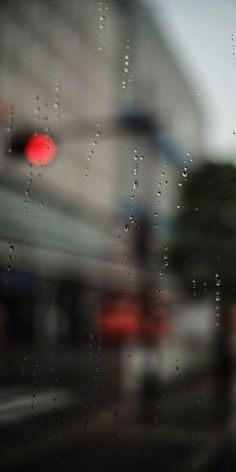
1, 0, 236, 471
0, 334, 235, 471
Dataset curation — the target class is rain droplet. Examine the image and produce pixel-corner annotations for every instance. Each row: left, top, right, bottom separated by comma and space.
124, 223, 129, 232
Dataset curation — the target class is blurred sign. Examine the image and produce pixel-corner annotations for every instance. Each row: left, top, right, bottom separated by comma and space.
95, 294, 173, 342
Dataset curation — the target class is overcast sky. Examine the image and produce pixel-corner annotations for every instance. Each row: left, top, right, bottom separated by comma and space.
147, 0, 236, 160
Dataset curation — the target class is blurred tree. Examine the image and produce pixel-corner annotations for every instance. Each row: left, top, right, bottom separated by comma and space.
172, 161, 236, 296
171, 160, 236, 425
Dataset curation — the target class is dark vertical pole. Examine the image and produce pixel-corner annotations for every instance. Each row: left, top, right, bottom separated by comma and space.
135, 213, 159, 420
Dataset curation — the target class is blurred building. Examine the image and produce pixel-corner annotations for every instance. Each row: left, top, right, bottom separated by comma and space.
0, 0, 202, 347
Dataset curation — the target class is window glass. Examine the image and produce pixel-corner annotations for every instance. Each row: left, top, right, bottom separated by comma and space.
0, 1, 235, 470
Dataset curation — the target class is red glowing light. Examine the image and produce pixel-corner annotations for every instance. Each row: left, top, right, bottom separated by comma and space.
25, 133, 57, 166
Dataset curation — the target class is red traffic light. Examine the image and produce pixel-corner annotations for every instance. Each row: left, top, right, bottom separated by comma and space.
25, 133, 57, 166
